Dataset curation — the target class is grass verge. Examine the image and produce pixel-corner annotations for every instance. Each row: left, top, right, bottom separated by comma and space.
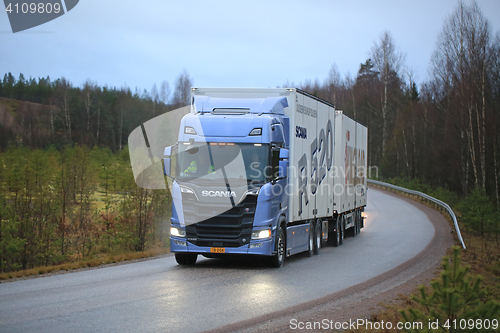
348, 184, 500, 332
0, 247, 170, 281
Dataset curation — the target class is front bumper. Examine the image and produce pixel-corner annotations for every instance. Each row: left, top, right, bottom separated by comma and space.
170, 236, 275, 256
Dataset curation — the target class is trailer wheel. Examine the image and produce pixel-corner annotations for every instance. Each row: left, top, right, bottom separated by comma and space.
175, 253, 197, 265
339, 216, 345, 246
307, 222, 314, 257
332, 217, 341, 247
351, 212, 358, 237
354, 215, 359, 236
356, 211, 361, 235
314, 220, 321, 255
270, 226, 285, 268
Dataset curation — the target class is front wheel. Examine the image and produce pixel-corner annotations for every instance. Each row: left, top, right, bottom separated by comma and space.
307, 222, 314, 257
270, 227, 286, 268
175, 253, 197, 265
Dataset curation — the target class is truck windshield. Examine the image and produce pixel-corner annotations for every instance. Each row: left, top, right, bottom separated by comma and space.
175, 142, 270, 183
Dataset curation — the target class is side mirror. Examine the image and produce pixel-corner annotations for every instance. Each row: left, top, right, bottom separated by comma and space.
279, 148, 289, 179
279, 148, 289, 159
163, 146, 172, 176
271, 148, 289, 183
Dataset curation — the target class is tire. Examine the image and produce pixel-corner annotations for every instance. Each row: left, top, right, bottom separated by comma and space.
307, 222, 314, 257
351, 214, 357, 238
356, 211, 361, 235
360, 210, 365, 229
314, 220, 321, 255
270, 226, 286, 268
339, 216, 345, 246
347, 212, 361, 238
175, 253, 197, 265
332, 217, 341, 247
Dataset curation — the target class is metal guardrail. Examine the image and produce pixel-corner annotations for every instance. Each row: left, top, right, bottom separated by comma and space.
368, 179, 466, 249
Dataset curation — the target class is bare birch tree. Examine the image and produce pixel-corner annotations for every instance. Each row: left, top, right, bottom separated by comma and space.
57, 78, 72, 142
431, 0, 496, 192
160, 80, 170, 110
172, 69, 193, 107
82, 80, 96, 134
370, 31, 406, 158
325, 63, 343, 107
151, 83, 159, 117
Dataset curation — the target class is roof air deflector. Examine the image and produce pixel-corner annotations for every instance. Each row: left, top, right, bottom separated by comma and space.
212, 108, 250, 115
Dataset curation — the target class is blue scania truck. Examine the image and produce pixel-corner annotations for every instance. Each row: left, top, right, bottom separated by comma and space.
160, 88, 367, 267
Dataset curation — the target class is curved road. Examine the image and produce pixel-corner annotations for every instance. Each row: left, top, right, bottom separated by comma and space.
0, 188, 439, 333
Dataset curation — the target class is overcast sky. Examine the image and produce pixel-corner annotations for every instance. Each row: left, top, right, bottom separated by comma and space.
1, 0, 500, 95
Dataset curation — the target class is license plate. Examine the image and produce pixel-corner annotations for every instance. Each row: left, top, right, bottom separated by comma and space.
210, 247, 225, 253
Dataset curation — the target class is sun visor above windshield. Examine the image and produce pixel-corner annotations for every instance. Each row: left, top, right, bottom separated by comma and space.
192, 96, 288, 115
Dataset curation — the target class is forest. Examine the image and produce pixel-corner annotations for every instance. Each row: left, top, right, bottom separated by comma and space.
0, 1, 499, 273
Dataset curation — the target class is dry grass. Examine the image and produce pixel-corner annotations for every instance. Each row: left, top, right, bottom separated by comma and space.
347, 234, 499, 333
0, 247, 169, 281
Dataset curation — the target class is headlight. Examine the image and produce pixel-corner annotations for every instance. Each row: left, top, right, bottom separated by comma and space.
249, 128, 262, 136
245, 188, 260, 196
184, 126, 197, 135
251, 228, 271, 240
180, 186, 199, 200
170, 226, 186, 237
180, 186, 195, 194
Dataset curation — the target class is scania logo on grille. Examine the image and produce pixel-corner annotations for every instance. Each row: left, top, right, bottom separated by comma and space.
201, 190, 237, 198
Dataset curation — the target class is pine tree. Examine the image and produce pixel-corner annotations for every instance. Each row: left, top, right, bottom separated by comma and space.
400, 246, 500, 332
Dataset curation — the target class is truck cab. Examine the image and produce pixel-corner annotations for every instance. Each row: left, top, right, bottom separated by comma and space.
165, 95, 290, 266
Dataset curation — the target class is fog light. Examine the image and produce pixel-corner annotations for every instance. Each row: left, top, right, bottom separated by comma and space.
249, 243, 263, 248
174, 240, 187, 246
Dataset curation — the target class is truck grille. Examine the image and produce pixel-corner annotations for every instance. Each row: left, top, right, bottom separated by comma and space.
183, 195, 257, 248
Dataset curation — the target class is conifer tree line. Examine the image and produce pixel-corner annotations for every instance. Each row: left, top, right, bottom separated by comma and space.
0, 69, 193, 151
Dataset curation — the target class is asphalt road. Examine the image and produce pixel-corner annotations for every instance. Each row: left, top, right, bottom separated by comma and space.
0, 188, 436, 333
